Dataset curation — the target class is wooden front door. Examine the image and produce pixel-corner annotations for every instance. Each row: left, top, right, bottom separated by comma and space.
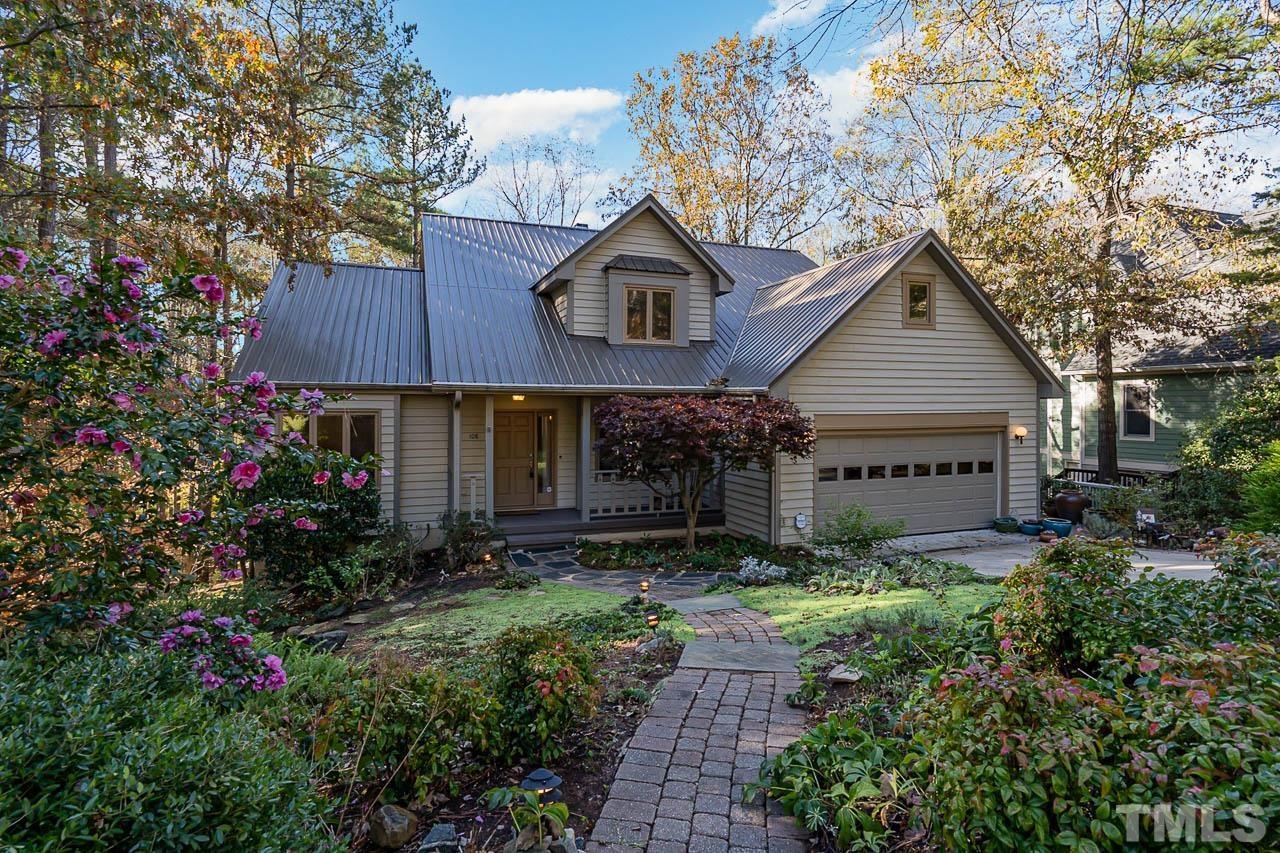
494, 412, 536, 510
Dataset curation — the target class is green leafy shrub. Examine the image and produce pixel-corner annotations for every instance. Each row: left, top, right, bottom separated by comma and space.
438, 510, 503, 571
750, 715, 914, 851
0, 642, 335, 850
300, 525, 418, 602
482, 626, 600, 762
804, 555, 983, 596
810, 503, 905, 563
321, 652, 498, 801
576, 532, 803, 573
996, 537, 1135, 669
1243, 440, 1280, 533
241, 446, 382, 586
909, 643, 1280, 852
495, 569, 541, 590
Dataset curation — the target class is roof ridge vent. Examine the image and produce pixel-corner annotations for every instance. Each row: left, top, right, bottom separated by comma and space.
573, 222, 591, 229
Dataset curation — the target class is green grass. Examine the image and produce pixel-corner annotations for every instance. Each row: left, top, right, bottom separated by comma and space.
735, 584, 1003, 650
370, 581, 692, 657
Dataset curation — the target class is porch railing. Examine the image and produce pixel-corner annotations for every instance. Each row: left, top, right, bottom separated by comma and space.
588, 470, 723, 519
1056, 466, 1149, 488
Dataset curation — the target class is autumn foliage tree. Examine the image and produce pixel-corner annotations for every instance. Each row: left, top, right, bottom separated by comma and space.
593, 395, 814, 550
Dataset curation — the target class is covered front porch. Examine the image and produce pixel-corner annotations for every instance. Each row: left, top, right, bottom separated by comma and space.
445, 391, 723, 542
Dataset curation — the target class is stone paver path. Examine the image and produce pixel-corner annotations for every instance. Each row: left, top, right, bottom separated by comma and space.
588, 596, 810, 852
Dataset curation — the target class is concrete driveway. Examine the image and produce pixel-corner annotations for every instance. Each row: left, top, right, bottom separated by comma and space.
932, 540, 1216, 581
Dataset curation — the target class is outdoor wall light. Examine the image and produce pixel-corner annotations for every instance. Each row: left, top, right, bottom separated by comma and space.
520, 767, 564, 803
512, 394, 525, 401
1012, 425, 1028, 444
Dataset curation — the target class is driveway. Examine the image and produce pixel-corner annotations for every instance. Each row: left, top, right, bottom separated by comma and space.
931, 540, 1216, 581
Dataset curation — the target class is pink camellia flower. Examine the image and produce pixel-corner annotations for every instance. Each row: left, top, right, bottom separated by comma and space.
293, 517, 318, 531
0, 274, 17, 290
202, 362, 221, 380
176, 509, 205, 525
123, 279, 143, 300
244, 371, 266, 387
55, 274, 75, 296
999, 636, 1013, 652
105, 601, 133, 625
341, 470, 369, 490
5, 246, 30, 272
212, 616, 234, 630
112, 255, 148, 274
229, 460, 262, 490
200, 670, 226, 690
313, 470, 331, 485
180, 609, 204, 623
229, 633, 253, 648
241, 317, 263, 340
110, 439, 131, 455
299, 387, 325, 414
191, 273, 224, 303
75, 425, 109, 445
110, 391, 134, 411
37, 329, 68, 354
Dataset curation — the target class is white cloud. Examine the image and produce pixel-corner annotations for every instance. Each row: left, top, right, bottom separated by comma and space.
1144, 128, 1280, 211
811, 34, 901, 127
450, 88, 624, 155
752, 0, 830, 35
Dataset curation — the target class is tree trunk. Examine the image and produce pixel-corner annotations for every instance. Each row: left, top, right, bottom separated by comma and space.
82, 116, 102, 257
102, 110, 119, 258
36, 89, 57, 244
1095, 329, 1119, 484
683, 472, 701, 552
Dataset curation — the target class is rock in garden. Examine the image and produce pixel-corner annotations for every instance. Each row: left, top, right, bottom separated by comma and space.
302, 630, 348, 653
284, 625, 304, 637
636, 636, 664, 654
353, 598, 377, 612
828, 664, 864, 684
370, 804, 418, 849
314, 602, 347, 621
418, 823, 460, 852
344, 613, 372, 625
389, 601, 416, 614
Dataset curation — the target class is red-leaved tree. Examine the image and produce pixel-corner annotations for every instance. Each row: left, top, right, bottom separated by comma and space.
593, 395, 815, 551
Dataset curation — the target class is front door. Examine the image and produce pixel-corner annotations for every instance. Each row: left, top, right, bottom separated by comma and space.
494, 412, 536, 510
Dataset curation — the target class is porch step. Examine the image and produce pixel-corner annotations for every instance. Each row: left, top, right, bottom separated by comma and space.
500, 511, 725, 549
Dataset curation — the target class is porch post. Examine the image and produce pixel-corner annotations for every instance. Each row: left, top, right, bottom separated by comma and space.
449, 391, 462, 513
484, 395, 494, 516
578, 396, 591, 522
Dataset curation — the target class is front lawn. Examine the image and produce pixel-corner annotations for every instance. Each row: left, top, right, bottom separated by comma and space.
365, 579, 692, 663
736, 583, 1001, 650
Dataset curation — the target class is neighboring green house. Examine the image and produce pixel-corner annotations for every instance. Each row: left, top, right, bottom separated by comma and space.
1043, 324, 1280, 477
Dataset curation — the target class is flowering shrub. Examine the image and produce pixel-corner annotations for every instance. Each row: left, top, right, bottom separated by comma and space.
0, 244, 339, 636
0, 641, 336, 850
237, 446, 382, 589
157, 609, 287, 696
908, 643, 1280, 851
483, 626, 600, 762
738, 555, 789, 585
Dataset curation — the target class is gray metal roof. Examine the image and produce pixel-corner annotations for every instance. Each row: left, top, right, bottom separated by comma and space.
724, 232, 928, 388
1063, 322, 1280, 375
604, 254, 691, 276
421, 214, 816, 390
234, 261, 427, 386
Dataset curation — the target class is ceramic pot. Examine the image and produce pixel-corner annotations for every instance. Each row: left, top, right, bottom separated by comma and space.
1054, 489, 1090, 523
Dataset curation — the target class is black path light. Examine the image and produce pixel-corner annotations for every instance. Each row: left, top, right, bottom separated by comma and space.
520, 767, 564, 803
644, 609, 661, 630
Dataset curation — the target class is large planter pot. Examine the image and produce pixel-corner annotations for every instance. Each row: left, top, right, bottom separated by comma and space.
993, 515, 1020, 534
1054, 489, 1090, 523
1041, 517, 1073, 538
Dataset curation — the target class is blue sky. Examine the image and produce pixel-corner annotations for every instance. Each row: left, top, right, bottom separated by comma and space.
399, 0, 881, 223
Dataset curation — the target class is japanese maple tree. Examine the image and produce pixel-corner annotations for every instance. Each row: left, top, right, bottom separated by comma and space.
593, 395, 814, 551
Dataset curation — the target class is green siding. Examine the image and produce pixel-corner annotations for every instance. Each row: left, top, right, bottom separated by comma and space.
1044, 372, 1250, 472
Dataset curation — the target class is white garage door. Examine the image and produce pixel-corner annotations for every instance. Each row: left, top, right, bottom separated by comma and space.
815, 432, 1000, 534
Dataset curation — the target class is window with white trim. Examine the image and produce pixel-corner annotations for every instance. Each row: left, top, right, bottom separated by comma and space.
1121, 383, 1155, 440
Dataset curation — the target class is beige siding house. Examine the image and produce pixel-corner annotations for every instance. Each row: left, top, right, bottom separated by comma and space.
237, 196, 1061, 547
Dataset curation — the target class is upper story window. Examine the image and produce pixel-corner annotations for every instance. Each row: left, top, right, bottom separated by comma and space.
624, 286, 675, 343
1121, 383, 1155, 440
902, 275, 935, 328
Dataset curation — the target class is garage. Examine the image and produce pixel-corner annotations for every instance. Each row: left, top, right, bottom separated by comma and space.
814, 431, 1001, 534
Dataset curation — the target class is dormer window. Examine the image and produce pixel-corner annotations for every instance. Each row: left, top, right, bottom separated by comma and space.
625, 286, 675, 343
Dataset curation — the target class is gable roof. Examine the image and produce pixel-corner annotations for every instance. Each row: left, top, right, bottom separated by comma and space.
725, 230, 1064, 397
1062, 322, 1280, 376
421, 213, 814, 390
530, 195, 736, 295
235, 261, 426, 386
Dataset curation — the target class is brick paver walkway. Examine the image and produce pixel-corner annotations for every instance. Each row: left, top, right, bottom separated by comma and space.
589, 602, 810, 852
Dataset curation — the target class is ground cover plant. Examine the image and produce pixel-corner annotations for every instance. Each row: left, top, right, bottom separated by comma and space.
754, 534, 1280, 852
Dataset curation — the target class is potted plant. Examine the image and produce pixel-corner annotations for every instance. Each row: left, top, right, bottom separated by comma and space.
1053, 486, 1090, 523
